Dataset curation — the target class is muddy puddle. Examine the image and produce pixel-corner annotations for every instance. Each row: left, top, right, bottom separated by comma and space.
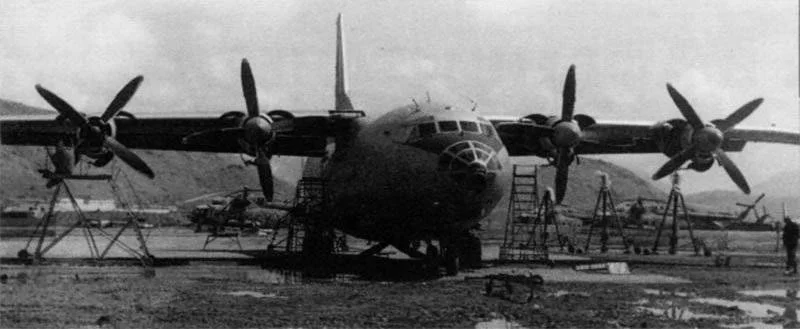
637, 305, 726, 320
739, 288, 799, 299
223, 290, 287, 299
638, 287, 800, 328
643, 288, 695, 297
475, 318, 528, 329
549, 290, 589, 298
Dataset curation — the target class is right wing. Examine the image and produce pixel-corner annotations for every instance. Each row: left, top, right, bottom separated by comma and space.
0, 113, 332, 157
489, 115, 799, 157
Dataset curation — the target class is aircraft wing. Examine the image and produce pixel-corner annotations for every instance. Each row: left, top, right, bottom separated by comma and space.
489, 115, 799, 156
722, 126, 800, 145
0, 113, 331, 157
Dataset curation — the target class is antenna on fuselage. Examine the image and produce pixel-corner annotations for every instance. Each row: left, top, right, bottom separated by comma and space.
462, 94, 478, 112
412, 98, 420, 111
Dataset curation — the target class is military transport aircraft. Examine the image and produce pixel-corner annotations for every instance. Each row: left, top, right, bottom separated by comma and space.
2, 14, 799, 275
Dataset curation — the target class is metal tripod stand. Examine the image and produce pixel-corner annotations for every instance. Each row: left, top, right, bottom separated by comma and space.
584, 173, 629, 253
652, 172, 698, 255
528, 189, 563, 250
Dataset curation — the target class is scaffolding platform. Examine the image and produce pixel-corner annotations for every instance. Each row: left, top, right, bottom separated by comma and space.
19, 169, 154, 267
266, 157, 330, 254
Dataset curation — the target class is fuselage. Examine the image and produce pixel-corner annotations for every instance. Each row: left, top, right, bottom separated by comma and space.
322, 103, 511, 245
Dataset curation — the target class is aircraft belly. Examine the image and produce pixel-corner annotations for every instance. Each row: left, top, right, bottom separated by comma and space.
324, 137, 504, 242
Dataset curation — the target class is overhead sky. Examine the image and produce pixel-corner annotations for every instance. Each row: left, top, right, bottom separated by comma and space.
1, 0, 798, 193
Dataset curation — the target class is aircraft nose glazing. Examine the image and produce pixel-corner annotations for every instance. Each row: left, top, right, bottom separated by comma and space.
438, 141, 501, 192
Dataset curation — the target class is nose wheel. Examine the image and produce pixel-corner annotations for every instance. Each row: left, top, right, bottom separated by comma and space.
440, 232, 483, 276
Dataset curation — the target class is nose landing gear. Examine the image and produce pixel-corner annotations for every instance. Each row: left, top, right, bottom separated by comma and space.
440, 232, 483, 276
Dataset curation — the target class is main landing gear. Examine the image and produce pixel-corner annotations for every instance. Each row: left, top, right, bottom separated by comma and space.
426, 232, 483, 276
358, 233, 484, 277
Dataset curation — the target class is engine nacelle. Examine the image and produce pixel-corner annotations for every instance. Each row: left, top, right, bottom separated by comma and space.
650, 118, 691, 158
688, 155, 714, 172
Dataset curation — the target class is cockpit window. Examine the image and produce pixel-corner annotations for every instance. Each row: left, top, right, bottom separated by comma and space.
459, 121, 479, 133
481, 123, 495, 137
419, 123, 437, 137
438, 121, 459, 132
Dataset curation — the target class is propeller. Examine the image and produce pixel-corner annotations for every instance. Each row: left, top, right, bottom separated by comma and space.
515, 65, 595, 204
550, 65, 595, 204
183, 59, 293, 201
34, 76, 154, 179
652, 84, 763, 194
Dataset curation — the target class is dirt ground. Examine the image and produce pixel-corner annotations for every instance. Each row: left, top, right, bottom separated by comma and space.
1, 261, 798, 329
0, 226, 797, 328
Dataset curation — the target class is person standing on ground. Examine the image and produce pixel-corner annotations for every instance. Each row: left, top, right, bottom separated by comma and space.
628, 197, 646, 229
783, 216, 799, 275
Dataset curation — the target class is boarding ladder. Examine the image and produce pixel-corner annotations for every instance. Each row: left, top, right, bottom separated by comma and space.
499, 165, 549, 262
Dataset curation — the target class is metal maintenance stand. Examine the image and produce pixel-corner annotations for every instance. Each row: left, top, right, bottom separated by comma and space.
652, 172, 698, 255
19, 174, 154, 266
584, 173, 629, 253
532, 188, 567, 251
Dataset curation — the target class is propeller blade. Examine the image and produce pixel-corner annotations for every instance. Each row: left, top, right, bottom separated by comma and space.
714, 149, 751, 194
555, 148, 571, 204
103, 136, 155, 179
715, 98, 763, 132
255, 151, 274, 202
182, 128, 244, 145
652, 146, 694, 180
35, 85, 86, 126
666, 84, 704, 130
561, 65, 576, 122
101, 76, 144, 122
241, 59, 260, 117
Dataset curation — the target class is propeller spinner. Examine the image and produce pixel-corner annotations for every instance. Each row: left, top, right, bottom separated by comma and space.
183, 59, 292, 201
652, 84, 763, 194
34, 76, 154, 179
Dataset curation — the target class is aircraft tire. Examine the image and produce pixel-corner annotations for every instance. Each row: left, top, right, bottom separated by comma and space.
301, 227, 335, 278
444, 248, 460, 276
460, 234, 482, 269
426, 244, 439, 259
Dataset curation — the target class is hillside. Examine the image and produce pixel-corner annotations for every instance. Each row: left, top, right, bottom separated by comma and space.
0, 145, 300, 206
0, 99, 55, 116
686, 169, 800, 217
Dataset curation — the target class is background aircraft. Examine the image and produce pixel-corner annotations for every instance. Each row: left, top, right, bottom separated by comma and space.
2, 14, 798, 275
734, 193, 772, 224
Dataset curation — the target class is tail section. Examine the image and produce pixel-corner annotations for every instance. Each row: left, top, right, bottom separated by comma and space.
335, 13, 354, 111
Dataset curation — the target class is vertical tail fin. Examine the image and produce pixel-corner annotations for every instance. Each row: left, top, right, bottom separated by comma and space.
335, 13, 354, 111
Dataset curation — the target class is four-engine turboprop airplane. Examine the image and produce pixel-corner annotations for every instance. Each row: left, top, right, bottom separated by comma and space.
2, 14, 799, 274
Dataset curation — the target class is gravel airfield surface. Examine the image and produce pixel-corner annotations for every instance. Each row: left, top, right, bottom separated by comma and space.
0, 228, 798, 328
